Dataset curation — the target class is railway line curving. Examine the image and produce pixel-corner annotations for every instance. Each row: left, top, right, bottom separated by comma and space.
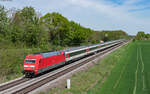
0, 40, 128, 94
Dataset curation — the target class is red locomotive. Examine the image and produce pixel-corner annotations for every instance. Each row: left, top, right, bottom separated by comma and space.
23, 39, 124, 77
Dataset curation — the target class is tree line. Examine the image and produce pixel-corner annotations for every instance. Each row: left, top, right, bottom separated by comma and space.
135, 31, 150, 40
0, 6, 128, 48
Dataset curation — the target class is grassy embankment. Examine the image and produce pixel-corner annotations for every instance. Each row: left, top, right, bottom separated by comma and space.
88, 41, 150, 94
40, 41, 132, 94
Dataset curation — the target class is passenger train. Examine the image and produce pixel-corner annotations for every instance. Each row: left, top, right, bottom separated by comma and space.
23, 39, 125, 77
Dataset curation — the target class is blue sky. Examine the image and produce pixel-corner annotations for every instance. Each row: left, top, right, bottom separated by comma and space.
0, 0, 150, 35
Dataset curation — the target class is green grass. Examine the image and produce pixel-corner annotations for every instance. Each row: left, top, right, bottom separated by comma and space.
88, 41, 150, 94
40, 41, 131, 94
139, 41, 150, 93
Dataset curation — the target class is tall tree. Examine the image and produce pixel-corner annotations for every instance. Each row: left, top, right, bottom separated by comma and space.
0, 6, 10, 38
40, 12, 71, 45
135, 31, 145, 40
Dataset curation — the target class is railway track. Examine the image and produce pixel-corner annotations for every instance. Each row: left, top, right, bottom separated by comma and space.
0, 41, 127, 94
0, 78, 29, 92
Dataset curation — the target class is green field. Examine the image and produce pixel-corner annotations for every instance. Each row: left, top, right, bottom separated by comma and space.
88, 41, 150, 94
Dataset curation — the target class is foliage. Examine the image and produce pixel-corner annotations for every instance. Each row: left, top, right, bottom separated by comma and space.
10, 7, 49, 46
135, 31, 150, 40
100, 30, 128, 41
0, 6, 128, 47
40, 12, 71, 46
0, 5, 10, 39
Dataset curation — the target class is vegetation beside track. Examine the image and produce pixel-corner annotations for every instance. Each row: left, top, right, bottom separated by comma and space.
0, 5, 129, 84
88, 41, 150, 94
39, 41, 131, 94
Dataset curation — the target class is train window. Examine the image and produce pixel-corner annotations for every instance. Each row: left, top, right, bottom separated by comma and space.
25, 59, 36, 63
69, 49, 86, 57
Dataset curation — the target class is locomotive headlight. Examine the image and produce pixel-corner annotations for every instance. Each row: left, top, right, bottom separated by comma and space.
30, 65, 35, 68
24, 65, 28, 67
30, 65, 35, 69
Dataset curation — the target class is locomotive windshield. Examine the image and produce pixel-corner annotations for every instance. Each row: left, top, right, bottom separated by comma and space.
25, 59, 36, 63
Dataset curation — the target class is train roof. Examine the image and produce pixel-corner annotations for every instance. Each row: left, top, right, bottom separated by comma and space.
63, 46, 87, 52
63, 39, 123, 53
41, 51, 61, 58
63, 42, 105, 53
32, 51, 61, 58
30, 39, 124, 57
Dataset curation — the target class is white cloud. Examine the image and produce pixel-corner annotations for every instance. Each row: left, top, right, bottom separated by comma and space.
64, 0, 150, 35
123, 0, 141, 5
0, 0, 150, 35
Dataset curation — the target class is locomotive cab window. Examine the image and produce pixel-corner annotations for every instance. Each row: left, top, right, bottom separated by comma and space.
25, 59, 36, 63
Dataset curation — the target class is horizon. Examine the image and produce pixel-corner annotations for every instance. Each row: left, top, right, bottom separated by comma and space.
0, 0, 150, 35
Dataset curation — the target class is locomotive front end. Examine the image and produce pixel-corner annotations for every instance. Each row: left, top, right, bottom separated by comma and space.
23, 54, 42, 77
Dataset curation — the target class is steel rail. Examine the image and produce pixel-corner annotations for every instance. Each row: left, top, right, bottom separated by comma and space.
0, 40, 127, 94
13, 42, 125, 94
